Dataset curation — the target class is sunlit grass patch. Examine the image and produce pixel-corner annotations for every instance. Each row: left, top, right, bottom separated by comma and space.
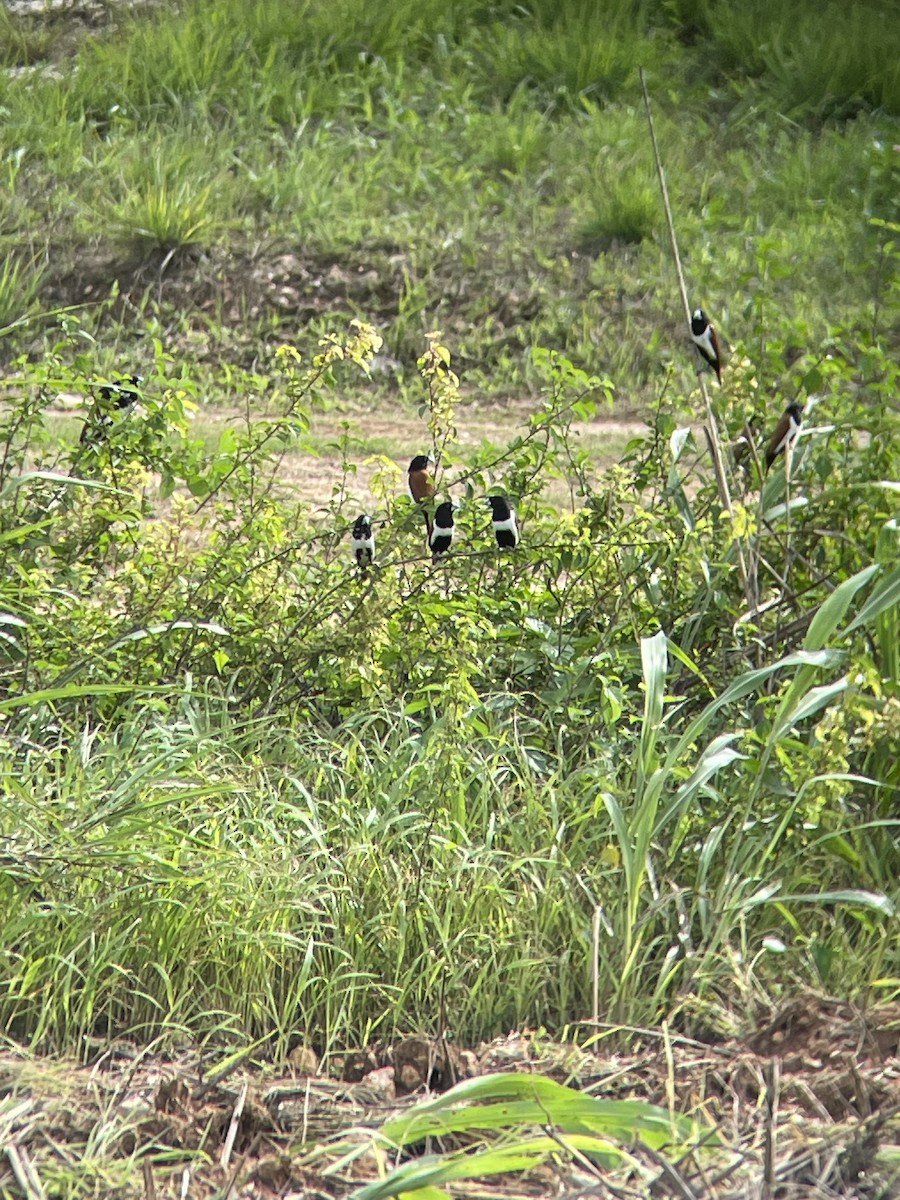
0, 251, 44, 331
472, 0, 671, 108
99, 147, 232, 252
467, 90, 556, 179
575, 168, 659, 249
1, 316, 899, 1058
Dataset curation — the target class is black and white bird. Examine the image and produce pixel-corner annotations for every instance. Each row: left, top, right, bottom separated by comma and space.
765, 402, 803, 471
80, 374, 144, 446
350, 514, 375, 572
690, 309, 723, 385
486, 495, 519, 549
429, 500, 456, 561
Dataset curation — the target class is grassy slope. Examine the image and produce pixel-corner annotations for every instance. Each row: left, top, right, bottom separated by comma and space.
1, 0, 897, 400
0, 0, 899, 1065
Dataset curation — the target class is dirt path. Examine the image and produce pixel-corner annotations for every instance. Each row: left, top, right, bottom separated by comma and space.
49, 396, 649, 506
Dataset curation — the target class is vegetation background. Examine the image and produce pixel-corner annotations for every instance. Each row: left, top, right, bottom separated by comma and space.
0, 0, 898, 1193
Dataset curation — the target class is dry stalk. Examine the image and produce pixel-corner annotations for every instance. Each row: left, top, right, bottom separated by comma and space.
639, 67, 758, 616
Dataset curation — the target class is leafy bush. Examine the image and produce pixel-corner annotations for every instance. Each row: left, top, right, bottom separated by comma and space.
0, 308, 897, 1052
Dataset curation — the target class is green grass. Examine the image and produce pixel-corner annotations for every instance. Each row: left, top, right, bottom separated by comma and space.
2, 322, 899, 1056
679, 0, 900, 117
2, 657, 894, 1054
0, 0, 894, 396
0, 0, 898, 1068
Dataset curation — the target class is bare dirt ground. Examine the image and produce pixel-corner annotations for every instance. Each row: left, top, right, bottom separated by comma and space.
48, 396, 648, 509
194, 406, 645, 509
3, 996, 898, 1199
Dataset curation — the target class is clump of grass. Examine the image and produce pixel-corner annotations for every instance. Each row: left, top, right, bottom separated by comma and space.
104, 151, 229, 252
1, 329, 898, 1056
0, 7, 56, 68
473, 0, 669, 108
669, 0, 900, 118
575, 167, 658, 248
762, 2, 900, 118
467, 90, 555, 179
0, 252, 44, 332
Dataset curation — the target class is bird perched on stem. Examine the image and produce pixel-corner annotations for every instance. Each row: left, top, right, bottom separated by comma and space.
350, 514, 375, 573
486, 495, 519, 549
765, 402, 803, 471
80, 374, 143, 446
731, 416, 761, 468
690, 309, 723, 385
429, 500, 455, 561
408, 453, 435, 539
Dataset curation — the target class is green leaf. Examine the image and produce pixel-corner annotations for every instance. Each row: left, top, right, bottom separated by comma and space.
673, 734, 745, 807
380, 1072, 688, 1147
0, 684, 140, 714
638, 631, 667, 781
845, 564, 900, 632
771, 677, 848, 739
804, 565, 879, 650
776, 890, 895, 916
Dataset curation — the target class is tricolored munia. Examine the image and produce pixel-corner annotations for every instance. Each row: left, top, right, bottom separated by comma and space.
690, 308, 723, 385
765, 402, 803, 471
486, 495, 519, 549
407, 453, 435, 539
429, 500, 455, 561
80, 374, 144, 445
731, 416, 761, 468
350, 514, 375, 572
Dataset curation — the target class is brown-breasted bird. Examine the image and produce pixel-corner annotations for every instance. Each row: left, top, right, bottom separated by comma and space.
429, 500, 456, 561
80, 374, 143, 446
765, 402, 803, 471
350, 514, 375, 572
690, 309, 723, 385
486, 495, 519, 549
408, 453, 435, 538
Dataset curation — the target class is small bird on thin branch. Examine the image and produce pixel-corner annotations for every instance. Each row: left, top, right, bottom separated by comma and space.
408, 453, 435, 540
80, 374, 144, 446
690, 309, 723, 385
765, 403, 803, 471
429, 500, 456, 561
486, 495, 519, 549
350, 514, 375, 573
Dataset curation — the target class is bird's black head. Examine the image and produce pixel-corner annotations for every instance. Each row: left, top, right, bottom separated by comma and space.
690, 309, 708, 335
352, 514, 372, 538
434, 500, 455, 526
786, 402, 804, 422
408, 454, 432, 472
485, 495, 512, 518
99, 374, 143, 407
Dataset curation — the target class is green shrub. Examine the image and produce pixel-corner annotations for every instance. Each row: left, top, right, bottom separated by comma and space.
0, 319, 897, 1051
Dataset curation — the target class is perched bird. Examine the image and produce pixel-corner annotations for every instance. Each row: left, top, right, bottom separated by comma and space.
350, 514, 375, 573
690, 308, 723, 385
486, 495, 519, 549
429, 500, 455, 560
80, 374, 143, 445
408, 453, 435, 538
765, 402, 803, 470
731, 416, 761, 468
